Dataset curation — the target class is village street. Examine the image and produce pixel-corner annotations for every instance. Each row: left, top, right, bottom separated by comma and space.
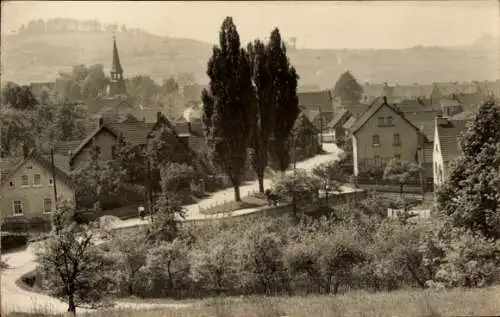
1, 143, 344, 314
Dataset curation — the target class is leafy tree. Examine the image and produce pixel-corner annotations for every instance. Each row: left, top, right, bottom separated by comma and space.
161, 77, 180, 95
235, 219, 288, 294
247, 39, 275, 193
126, 75, 161, 105
333, 70, 363, 106
55, 64, 108, 101
55, 102, 91, 141
35, 201, 117, 315
383, 159, 421, 197
107, 229, 149, 295
437, 100, 500, 239
271, 169, 321, 216
140, 238, 191, 297
202, 17, 255, 201
268, 28, 300, 174
71, 147, 144, 211
312, 161, 345, 204
1, 82, 39, 110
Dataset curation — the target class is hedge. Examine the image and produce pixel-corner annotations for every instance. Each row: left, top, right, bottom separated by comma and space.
1, 232, 28, 252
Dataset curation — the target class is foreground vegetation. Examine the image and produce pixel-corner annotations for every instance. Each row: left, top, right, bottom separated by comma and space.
6, 287, 500, 317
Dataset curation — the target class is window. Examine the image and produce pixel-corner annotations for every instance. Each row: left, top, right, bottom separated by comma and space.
386, 116, 393, 126
49, 178, 53, 186
377, 117, 385, 126
21, 175, 29, 187
13, 200, 23, 215
393, 133, 401, 146
9, 181, 14, 189
43, 198, 53, 213
372, 134, 380, 147
33, 174, 41, 186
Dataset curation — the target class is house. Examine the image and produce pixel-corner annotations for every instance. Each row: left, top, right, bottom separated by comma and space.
297, 90, 334, 113
291, 112, 321, 161
439, 98, 463, 117
68, 117, 155, 170
174, 104, 209, 154
391, 83, 434, 102
350, 97, 428, 176
326, 109, 350, 142
0, 151, 74, 221
433, 118, 470, 187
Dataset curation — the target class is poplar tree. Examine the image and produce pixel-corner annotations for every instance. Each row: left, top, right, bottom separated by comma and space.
268, 28, 300, 175
202, 17, 254, 201
248, 39, 274, 192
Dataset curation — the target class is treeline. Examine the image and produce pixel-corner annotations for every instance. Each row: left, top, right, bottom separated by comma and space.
17, 18, 149, 35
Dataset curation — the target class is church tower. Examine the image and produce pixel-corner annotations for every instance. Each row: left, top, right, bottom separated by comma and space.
108, 35, 126, 96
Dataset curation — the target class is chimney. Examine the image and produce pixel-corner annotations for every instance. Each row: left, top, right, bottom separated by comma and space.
98, 116, 104, 127
383, 96, 388, 104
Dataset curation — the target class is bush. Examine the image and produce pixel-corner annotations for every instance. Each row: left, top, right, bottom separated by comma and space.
1, 232, 28, 252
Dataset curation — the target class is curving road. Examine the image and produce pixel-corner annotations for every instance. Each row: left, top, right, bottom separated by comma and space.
1, 143, 343, 314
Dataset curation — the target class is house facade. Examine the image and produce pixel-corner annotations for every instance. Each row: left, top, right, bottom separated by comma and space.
0, 152, 74, 220
350, 97, 427, 176
433, 118, 470, 188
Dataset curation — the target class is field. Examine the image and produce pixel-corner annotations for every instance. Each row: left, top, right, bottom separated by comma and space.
6, 287, 500, 317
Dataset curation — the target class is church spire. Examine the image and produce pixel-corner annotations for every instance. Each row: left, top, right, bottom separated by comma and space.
111, 35, 123, 78
109, 34, 126, 96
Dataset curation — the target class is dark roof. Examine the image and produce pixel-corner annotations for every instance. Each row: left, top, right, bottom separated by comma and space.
327, 109, 349, 128
107, 122, 156, 146
348, 103, 371, 117
0, 156, 24, 180
437, 119, 470, 163
343, 116, 357, 130
294, 112, 319, 133
1, 151, 73, 187
53, 141, 82, 156
297, 90, 334, 113
403, 111, 440, 141
395, 99, 433, 113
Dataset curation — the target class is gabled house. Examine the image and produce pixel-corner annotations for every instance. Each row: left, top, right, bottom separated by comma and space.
326, 109, 350, 141
68, 117, 155, 170
350, 97, 428, 176
433, 118, 470, 187
0, 151, 74, 221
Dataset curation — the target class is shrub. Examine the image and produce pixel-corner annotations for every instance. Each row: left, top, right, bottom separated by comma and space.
433, 229, 500, 288
1, 232, 28, 252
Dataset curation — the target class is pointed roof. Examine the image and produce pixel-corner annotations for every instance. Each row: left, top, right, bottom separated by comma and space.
350, 97, 426, 139
111, 35, 123, 74
436, 119, 470, 163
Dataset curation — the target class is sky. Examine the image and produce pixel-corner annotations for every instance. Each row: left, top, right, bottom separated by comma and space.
1, 1, 499, 49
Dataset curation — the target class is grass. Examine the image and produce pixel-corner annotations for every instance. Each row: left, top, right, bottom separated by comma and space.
5, 287, 500, 317
199, 193, 268, 215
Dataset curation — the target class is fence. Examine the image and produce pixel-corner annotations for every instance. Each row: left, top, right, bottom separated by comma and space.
355, 175, 434, 194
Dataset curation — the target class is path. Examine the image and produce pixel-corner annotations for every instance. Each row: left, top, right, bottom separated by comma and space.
1, 143, 343, 314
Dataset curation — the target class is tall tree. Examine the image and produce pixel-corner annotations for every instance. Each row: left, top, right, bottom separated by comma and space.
437, 100, 500, 239
269, 28, 300, 175
333, 70, 363, 106
247, 39, 275, 192
202, 17, 255, 201
1, 82, 39, 110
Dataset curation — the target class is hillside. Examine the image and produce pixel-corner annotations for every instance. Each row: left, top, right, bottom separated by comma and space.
1, 31, 498, 88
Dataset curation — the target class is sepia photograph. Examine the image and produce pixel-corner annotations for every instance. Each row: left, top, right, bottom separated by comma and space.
0, 1, 499, 316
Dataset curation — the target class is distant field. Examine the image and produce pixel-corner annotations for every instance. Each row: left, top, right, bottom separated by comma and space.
6, 286, 500, 317
1, 31, 498, 87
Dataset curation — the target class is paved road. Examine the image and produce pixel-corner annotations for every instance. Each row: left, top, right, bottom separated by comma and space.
1, 143, 343, 314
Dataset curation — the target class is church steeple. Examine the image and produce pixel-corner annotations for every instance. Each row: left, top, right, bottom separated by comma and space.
109, 35, 126, 96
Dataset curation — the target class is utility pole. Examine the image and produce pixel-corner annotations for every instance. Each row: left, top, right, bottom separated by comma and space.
50, 147, 58, 233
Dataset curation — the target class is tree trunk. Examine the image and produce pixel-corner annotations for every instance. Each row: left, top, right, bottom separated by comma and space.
68, 292, 76, 315
233, 185, 241, 202
257, 173, 265, 193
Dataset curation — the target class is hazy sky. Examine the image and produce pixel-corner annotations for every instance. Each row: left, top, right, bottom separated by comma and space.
2, 1, 499, 49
